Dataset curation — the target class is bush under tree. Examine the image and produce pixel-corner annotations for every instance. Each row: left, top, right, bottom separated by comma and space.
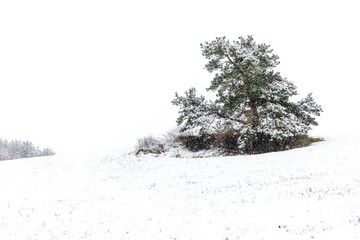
172, 35, 322, 154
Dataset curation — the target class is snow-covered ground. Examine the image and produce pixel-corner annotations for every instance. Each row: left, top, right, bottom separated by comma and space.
1, 135, 360, 239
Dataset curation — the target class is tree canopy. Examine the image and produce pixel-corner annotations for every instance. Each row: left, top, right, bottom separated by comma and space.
172, 35, 322, 153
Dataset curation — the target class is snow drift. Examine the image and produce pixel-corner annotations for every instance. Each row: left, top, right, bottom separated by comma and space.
1, 135, 360, 239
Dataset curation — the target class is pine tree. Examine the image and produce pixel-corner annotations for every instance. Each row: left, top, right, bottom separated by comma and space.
172, 35, 322, 153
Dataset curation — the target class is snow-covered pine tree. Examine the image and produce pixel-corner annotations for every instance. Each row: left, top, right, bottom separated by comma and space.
172, 35, 322, 153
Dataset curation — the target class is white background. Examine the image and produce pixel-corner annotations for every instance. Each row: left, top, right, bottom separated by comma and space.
1, 0, 359, 153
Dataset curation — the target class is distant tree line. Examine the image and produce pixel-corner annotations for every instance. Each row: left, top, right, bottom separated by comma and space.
0, 139, 55, 161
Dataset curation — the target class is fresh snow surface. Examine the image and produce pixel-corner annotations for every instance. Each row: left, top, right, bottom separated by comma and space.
1, 135, 360, 239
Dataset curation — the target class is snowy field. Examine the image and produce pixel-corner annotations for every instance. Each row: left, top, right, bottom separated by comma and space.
1, 135, 360, 239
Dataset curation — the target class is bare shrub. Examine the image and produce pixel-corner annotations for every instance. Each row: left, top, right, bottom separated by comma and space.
135, 136, 164, 155
161, 128, 181, 149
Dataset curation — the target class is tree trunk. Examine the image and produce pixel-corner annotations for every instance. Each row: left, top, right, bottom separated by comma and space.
249, 100, 260, 128
243, 78, 260, 129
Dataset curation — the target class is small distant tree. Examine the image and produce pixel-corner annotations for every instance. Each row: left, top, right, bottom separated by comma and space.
40, 147, 56, 156
172, 36, 322, 154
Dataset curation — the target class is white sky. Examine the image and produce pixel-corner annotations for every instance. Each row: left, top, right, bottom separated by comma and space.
1, 0, 359, 154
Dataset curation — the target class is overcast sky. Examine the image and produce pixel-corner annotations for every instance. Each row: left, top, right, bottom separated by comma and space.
1, 0, 359, 154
